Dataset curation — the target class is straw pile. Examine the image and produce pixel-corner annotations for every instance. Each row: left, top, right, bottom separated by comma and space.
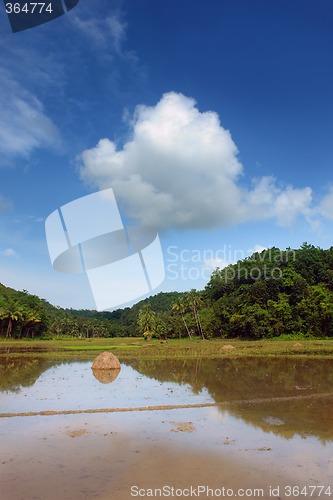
92, 351, 121, 370
92, 352, 121, 384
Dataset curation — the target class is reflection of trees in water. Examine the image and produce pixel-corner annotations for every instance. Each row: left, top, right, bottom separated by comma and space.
125, 357, 333, 442
2, 355, 333, 441
229, 395, 333, 444
0, 356, 76, 392
0, 354, 120, 392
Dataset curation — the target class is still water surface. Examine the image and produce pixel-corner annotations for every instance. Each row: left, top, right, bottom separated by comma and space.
1, 355, 333, 499
1, 355, 333, 441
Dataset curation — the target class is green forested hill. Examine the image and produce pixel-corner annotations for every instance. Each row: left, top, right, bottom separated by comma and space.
203, 243, 333, 338
1, 243, 333, 339
0, 279, 183, 339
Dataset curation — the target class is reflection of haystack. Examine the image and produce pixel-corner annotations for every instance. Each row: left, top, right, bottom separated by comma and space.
91, 352, 121, 384
92, 368, 121, 384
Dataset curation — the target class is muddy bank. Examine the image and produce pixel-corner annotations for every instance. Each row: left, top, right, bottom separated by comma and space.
1, 409, 331, 500
0, 423, 292, 500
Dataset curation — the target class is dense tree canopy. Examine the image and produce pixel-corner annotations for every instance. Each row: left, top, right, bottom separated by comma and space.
1, 244, 333, 339
203, 244, 333, 339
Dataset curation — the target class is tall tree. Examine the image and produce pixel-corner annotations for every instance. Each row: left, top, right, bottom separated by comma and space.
137, 304, 157, 340
21, 309, 41, 338
187, 290, 205, 339
1, 303, 23, 338
171, 299, 192, 339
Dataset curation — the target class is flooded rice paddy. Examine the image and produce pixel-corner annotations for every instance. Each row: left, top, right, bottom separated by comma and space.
1, 353, 333, 499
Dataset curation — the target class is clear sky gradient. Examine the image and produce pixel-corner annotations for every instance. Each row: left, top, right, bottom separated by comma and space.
0, 0, 333, 308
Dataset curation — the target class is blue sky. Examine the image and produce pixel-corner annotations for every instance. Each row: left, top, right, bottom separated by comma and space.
1, 0, 333, 309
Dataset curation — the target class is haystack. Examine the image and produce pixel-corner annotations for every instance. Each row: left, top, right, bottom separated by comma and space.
222, 344, 235, 350
92, 351, 121, 370
91, 352, 121, 384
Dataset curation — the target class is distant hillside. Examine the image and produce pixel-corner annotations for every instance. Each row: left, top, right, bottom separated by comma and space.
203, 243, 333, 338
0, 280, 184, 339
1, 243, 333, 339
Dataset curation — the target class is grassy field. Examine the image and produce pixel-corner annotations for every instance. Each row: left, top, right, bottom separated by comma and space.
1, 337, 333, 359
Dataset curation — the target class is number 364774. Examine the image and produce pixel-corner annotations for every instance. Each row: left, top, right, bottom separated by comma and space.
5, 3, 54, 14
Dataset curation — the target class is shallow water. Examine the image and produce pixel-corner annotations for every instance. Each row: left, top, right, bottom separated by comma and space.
1, 354, 333, 499
1, 356, 333, 441
0, 358, 213, 413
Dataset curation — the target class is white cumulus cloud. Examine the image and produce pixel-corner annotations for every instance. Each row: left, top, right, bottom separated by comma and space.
245, 177, 313, 227
79, 92, 314, 230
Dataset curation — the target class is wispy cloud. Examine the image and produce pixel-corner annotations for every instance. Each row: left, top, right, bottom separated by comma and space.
0, 69, 60, 164
70, 15, 111, 47
1, 248, 17, 257
79, 92, 316, 230
106, 15, 127, 54
0, 4, 144, 164
69, 9, 136, 62
27, 215, 44, 223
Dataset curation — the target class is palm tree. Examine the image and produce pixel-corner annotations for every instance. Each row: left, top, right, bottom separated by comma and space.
137, 304, 156, 340
171, 299, 192, 339
187, 290, 205, 340
21, 309, 41, 338
1, 303, 24, 338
